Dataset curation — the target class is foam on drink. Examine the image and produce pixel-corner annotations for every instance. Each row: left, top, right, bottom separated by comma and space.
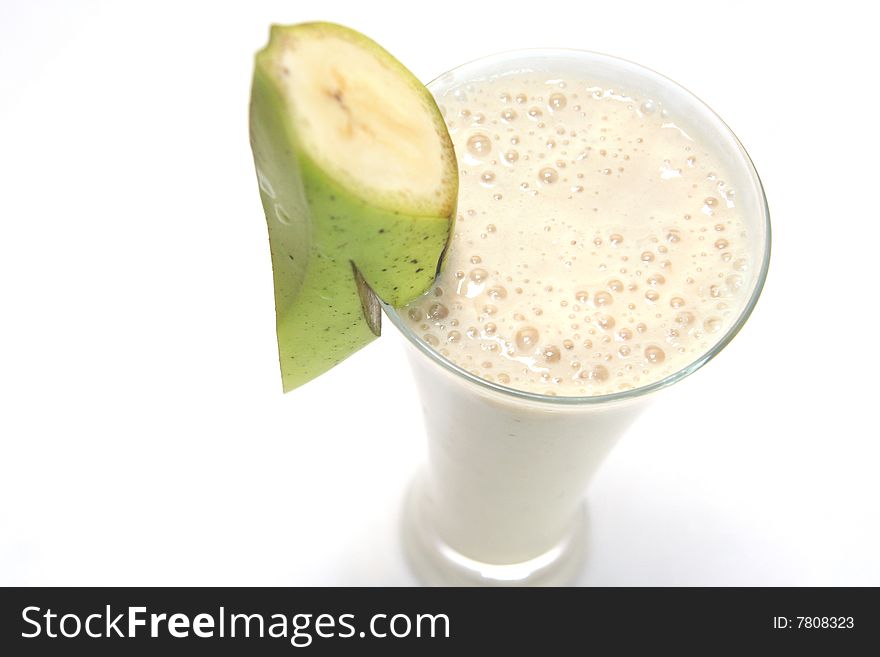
402, 73, 751, 396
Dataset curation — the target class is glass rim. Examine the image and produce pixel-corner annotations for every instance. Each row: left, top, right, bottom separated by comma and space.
383, 48, 771, 407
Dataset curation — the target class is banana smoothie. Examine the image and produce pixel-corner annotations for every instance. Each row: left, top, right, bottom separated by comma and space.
402, 69, 752, 396
391, 51, 768, 583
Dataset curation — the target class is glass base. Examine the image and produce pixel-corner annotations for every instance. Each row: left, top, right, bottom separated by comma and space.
401, 475, 588, 586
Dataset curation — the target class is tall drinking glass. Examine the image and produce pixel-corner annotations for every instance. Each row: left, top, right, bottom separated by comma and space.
383, 50, 770, 586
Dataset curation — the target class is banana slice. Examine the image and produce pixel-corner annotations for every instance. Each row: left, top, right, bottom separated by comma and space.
249, 22, 458, 391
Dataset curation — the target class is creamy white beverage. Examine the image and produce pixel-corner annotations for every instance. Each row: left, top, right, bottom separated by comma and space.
388, 51, 769, 585
402, 70, 751, 396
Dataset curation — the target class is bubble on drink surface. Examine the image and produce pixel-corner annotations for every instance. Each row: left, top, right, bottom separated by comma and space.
645, 290, 659, 303
563, 339, 575, 350
647, 273, 666, 286
594, 291, 613, 306
726, 274, 743, 290
575, 290, 589, 303
469, 268, 489, 283
515, 326, 540, 351
595, 314, 616, 330
714, 238, 729, 250
528, 107, 543, 119
501, 109, 518, 122
538, 167, 559, 184
666, 229, 682, 243
467, 133, 492, 157
487, 285, 508, 300
609, 234, 624, 246
542, 345, 561, 363
703, 317, 722, 333
670, 297, 685, 309
483, 304, 497, 316
484, 322, 497, 335
504, 149, 520, 163
640, 99, 656, 114
608, 280, 624, 293
618, 345, 631, 357
407, 307, 422, 322
447, 330, 461, 343
645, 345, 666, 364
427, 303, 449, 320
733, 258, 748, 272
423, 334, 439, 346
617, 328, 633, 341
580, 364, 609, 382
675, 311, 694, 326
480, 171, 496, 186
548, 93, 567, 110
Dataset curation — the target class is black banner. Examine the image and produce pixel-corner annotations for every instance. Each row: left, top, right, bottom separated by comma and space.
0, 587, 875, 654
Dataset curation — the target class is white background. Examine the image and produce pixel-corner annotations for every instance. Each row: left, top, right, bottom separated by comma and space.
1, 0, 878, 586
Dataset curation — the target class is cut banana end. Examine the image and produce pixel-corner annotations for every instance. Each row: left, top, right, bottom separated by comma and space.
264, 22, 457, 218
249, 22, 458, 391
